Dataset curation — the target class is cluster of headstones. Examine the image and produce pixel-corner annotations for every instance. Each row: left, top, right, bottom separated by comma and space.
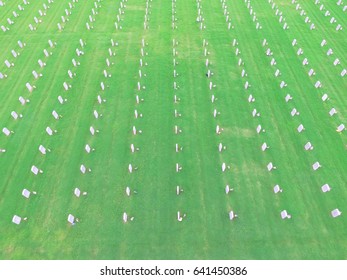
262, 38, 316, 171
0, 40, 26, 79
172, 38, 183, 141
71, 0, 127, 226
320, 39, 346, 77
78, 31, 103, 198
85, 0, 102, 31
196, 0, 206, 30
256, 18, 342, 218
232, 37, 277, 220
171, 0, 177, 30
291, 39, 317, 79
313, 0, 343, 31
291, 0, 316, 30
171, 0, 185, 224
288, 37, 345, 133
0, 0, 31, 32
1, 38, 58, 144
243, 0, 263, 30
267, 0, 290, 30
124, 38, 149, 222
2, 1, 85, 153
11, 1, 96, 225
114, 0, 127, 30
264, 0, 346, 133
220, 0, 234, 30
129, 46, 148, 144
28, 39, 57, 94
83, 36, 119, 174
10, 40, 59, 226
279, 0, 346, 77
230, 2, 341, 220
7, 0, 124, 226
123, 2, 151, 223
82, 2, 118, 175
25, 39, 85, 225
57, 0, 79, 31
199, 3, 238, 221
143, 0, 151, 30
172, 35, 185, 221
28, 0, 55, 32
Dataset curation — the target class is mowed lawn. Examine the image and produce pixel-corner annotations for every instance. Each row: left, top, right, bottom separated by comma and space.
0, 0, 346, 260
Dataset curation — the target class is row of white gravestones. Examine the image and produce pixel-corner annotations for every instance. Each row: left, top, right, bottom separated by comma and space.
58, 0, 81, 31
313, 0, 343, 31
261, 40, 329, 172
268, 0, 289, 30
239, 39, 276, 163
114, 0, 127, 30
1, 38, 60, 145
216, 2, 339, 221
0, 0, 35, 32
43, 39, 88, 191
99, 1, 125, 173
172, 2, 186, 218
172, 0, 177, 30
127, 38, 148, 176
291, 1, 317, 30
260, 34, 342, 218
220, 0, 234, 30
290, 39, 346, 132
172, 35, 183, 184
260, 31, 324, 218
60, 31, 96, 225
11, 40, 54, 135
63, 39, 89, 90
255, 31, 276, 161
143, 0, 151, 30
24, 39, 57, 94
196, 0, 206, 30
28, 0, 56, 32
69, 14, 124, 220
310, 2, 344, 213
84, 4, 127, 176
206, 26, 240, 219
172, 4, 186, 203
85, 0, 102, 30
124, 6, 150, 223
320, 40, 346, 76
194, 1, 338, 224
200, 5, 236, 213
9, 1, 92, 226
1, 40, 27, 78
174, 3, 211, 221
242, 0, 263, 30
74, 4, 128, 223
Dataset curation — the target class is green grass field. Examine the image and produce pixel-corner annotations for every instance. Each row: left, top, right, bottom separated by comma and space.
0, 0, 346, 260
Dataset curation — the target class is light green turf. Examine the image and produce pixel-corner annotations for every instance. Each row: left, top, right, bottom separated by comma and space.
0, 0, 346, 260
